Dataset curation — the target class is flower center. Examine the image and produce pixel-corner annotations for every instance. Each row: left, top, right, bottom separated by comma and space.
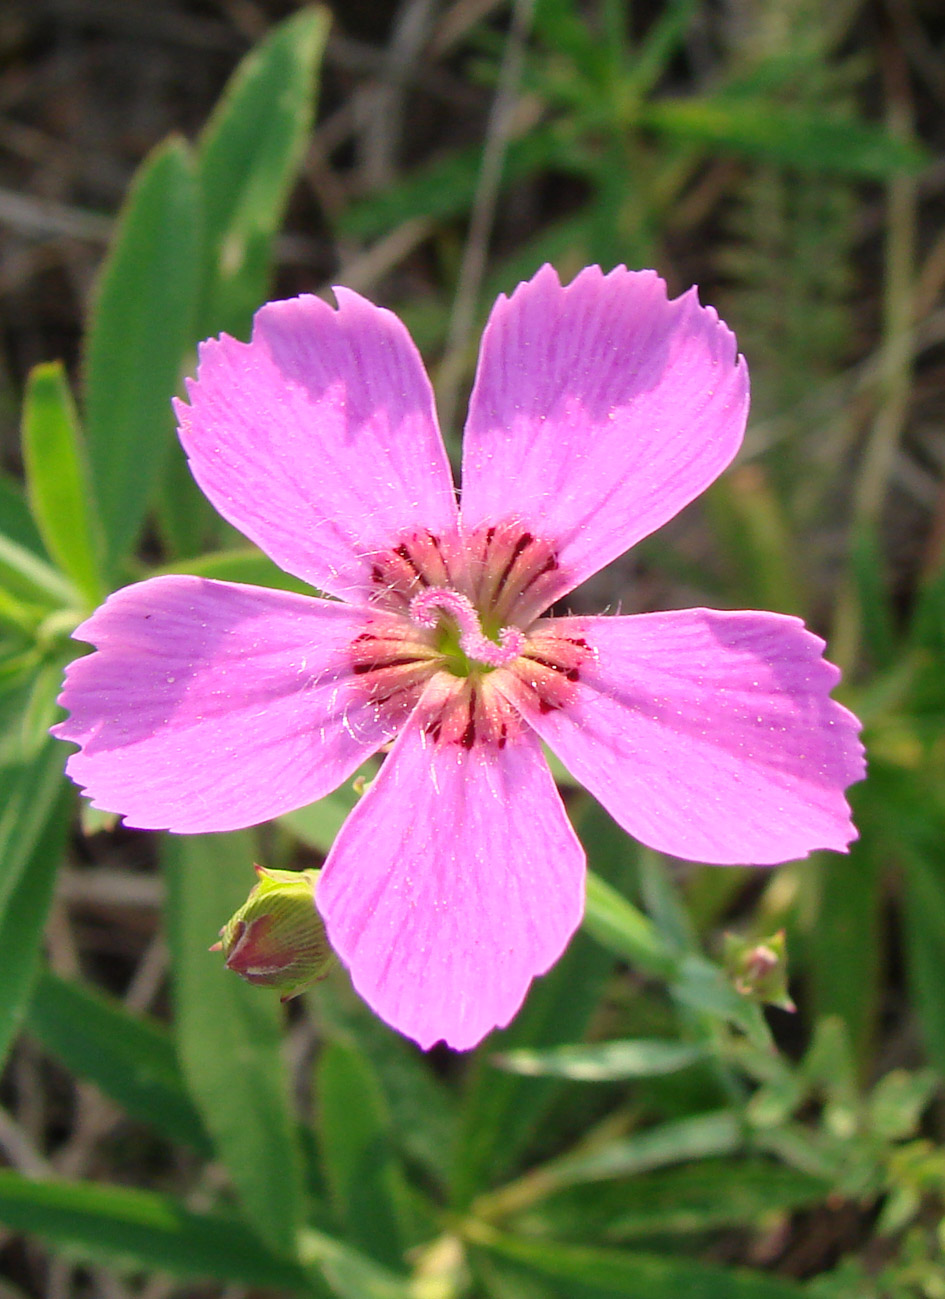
409, 588, 525, 673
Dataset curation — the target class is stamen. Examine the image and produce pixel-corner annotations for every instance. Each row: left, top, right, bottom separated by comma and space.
409, 588, 525, 668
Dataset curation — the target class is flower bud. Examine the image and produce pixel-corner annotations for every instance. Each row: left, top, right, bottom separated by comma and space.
211, 866, 335, 1001
723, 928, 795, 1012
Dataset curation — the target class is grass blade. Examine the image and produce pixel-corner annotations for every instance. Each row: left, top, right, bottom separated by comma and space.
642, 97, 927, 177
0, 783, 69, 1067
163, 832, 305, 1259
0, 739, 69, 917
0, 472, 45, 556
27, 970, 212, 1157
21, 362, 103, 606
83, 135, 199, 573
156, 6, 328, 556
494, 1039, 705, 1082
0, 1171, 315, 1292
514, 1158, 828, 1242
315, 979, 456, 1188
469, 1225, 807, 1298
196, 5, 330, 339
316, 1040, 413, 1269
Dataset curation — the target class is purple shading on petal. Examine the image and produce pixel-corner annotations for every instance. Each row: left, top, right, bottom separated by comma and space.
176, 289, 459, 602
460, 265, 749, 606
503, 609, 865, 866
317, 706, 586, 1051
53, 576, 402, 833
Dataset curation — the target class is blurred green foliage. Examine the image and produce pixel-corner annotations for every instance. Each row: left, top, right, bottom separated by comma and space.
1, 1, 943, 1296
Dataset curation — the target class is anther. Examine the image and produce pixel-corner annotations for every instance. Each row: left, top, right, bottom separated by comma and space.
409, 588, 525, 669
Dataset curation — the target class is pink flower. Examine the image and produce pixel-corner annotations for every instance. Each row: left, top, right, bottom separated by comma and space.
53, 265, 864, 1050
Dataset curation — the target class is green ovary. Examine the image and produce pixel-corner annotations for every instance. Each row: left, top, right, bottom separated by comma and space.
434, 620, 499, 679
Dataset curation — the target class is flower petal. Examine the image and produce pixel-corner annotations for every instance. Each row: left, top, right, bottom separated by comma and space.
53, 576, 404, 832
502, 609, 865, 865
176, 290, 458, 600
460, 265, 748, 601
317, 705, 586, 1051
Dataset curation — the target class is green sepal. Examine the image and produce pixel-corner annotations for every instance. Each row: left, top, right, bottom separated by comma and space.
214, 866, 335, 1001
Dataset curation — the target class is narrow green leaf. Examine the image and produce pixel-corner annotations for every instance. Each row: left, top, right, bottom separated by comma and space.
316, 1041, 412, 1269
153, 436, 215, 561
315, 979, 456, 1186
0, 673, 40, 777
625, 0, 699, 98
641, 97, 927, 177
163, 833, 305, 1258
813, 766, 934, 1072
0, 650, 70, 768
0, 1171, 314, 1292
582, 870, 676, 980
672, 954, 772, 1051
0, 531, 79, 612
704, 468, 804, 616
0, 472, 45, 556
848, 523, 896, 671
0, 784, 69, 1067
21, 362, 103, 606
0, 587, 46, 639
638, 848, 697, 955
471, 1226, 807, 1298
17, 653, 72, 759
474, 1254, 560, 1299
910, 560, 945, 658
339, 129, 582, 244
546, 1111, 743, 1189
532, 0, 603, 77
27, 970, 212, 1156
197, 5, 330, 339
808, 833, 882, 1071
155, 8, 328, 555
622, 851, 771, 1050
299, 1227, 415, 1299
0, 738, 68, 918
495, 1039, 705, 1082
84, 136, 200, 572
901, 843, 945, 1079
867, 1068, 938, 1142
516, 1158, 828, 1242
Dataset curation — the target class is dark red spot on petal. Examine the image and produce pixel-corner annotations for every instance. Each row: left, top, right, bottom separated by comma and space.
526, 654, 560, 672
518, 553, 559, 596
353, 655, 427, 675
494, 532, 534, 594
460, 689, 478, 748
394, 543, 427, 584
